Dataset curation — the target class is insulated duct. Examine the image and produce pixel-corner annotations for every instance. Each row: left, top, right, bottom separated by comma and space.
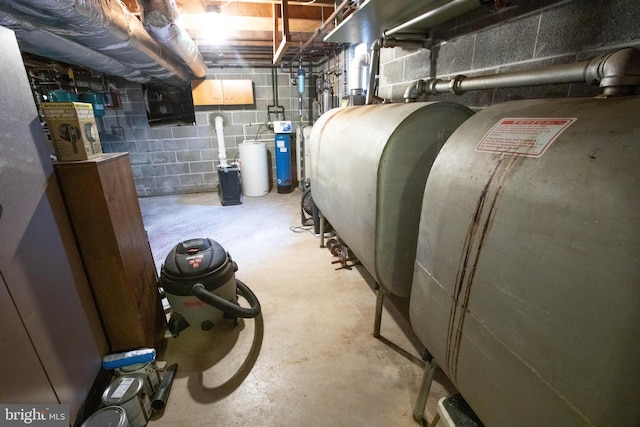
0, 0, 193, 86
0, 11, 149, 83
136, 0, 206, 79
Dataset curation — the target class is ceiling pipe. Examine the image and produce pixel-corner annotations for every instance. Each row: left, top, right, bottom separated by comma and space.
365, 38, 381, 104
384, 0, 481, 37
364, 37, 428, 104
0, 11, 150, 83
204, 0, 335, 6
404, 47, 640, 101
136, 0, 207, 79
301, 0, 351, 52
0, 0, 192, 86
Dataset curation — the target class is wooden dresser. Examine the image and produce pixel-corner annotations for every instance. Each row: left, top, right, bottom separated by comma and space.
54, 152, 166, 351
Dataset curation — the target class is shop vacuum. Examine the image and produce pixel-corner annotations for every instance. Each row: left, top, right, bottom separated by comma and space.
159, 238, 261, 337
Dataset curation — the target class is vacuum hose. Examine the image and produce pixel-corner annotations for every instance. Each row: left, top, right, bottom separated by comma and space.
191, 279, 261, 318
152, 363, 177, 411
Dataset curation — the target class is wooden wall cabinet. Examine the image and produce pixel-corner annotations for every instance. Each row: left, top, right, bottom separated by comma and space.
192, 79, 254, 105
54, 153, 166, 352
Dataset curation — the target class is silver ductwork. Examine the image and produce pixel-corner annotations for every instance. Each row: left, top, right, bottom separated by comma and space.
0, 11, 148, 83
404, 47, 640, 100
136, 0, 206, 79
0, 0, 195, 86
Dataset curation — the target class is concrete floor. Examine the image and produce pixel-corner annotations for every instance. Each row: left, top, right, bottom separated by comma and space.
138, 189, 455, 427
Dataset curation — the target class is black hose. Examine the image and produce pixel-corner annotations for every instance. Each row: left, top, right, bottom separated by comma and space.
191, 279, 261, 319
152, 363, 177, 411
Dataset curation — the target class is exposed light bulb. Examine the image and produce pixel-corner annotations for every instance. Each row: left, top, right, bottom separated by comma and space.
200, 12, 228, 45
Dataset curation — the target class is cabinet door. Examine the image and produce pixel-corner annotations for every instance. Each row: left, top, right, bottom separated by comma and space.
222, 79, 254, 104
192, 79, 224, 105
0, 275, 57, 403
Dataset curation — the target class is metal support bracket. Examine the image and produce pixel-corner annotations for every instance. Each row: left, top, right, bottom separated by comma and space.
319, 213, 326, 248
373, 282, 385, 338
413, 357, 440, 423
273, 0, 292, 64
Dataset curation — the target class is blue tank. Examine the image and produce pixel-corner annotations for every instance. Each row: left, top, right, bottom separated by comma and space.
275, 133, 292, 193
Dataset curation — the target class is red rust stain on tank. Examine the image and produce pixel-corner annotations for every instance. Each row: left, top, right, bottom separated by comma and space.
445, 153, 526, 381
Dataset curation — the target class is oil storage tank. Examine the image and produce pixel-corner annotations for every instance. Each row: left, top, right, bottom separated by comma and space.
410, 96, 640, 426
310, 102, 473, 299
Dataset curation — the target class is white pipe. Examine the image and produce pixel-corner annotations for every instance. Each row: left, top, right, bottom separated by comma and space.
214, 116, 228, 168
349, 46, 370, 92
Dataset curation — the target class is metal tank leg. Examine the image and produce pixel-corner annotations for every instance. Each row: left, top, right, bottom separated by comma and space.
413, 357, 439, 422
373, 283, 385, 338
429, 412, 441, 427
319, 213, 326, 248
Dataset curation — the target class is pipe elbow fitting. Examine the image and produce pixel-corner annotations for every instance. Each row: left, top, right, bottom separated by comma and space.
404, 79, 425, 102
588, 47, 640, 96
214, 115, 224, 129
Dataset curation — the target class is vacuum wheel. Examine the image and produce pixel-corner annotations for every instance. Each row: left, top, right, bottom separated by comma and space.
301, 187, 333, 232
301, 187, 314, 215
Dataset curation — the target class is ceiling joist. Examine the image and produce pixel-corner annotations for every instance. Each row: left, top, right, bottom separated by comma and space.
121, 0, 348, 66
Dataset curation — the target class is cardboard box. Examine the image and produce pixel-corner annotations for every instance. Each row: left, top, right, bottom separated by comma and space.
42, 102, 103, 161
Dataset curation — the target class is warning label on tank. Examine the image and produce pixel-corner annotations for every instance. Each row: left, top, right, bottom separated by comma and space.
476, 118, 577, 158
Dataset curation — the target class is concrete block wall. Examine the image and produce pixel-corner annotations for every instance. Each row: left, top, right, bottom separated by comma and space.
377, 0, 640, 107
96, 67, 310, 197
94, 0, 640, 197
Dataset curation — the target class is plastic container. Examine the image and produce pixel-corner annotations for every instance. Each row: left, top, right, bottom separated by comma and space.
79, 92, 106, 117
239, 140, 269, 197
48, 89, 78, 102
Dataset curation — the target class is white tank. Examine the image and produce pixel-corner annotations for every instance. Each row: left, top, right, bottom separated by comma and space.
239, 140, 269, 197
410, 96, 640, 426
310, 102, 473, 298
